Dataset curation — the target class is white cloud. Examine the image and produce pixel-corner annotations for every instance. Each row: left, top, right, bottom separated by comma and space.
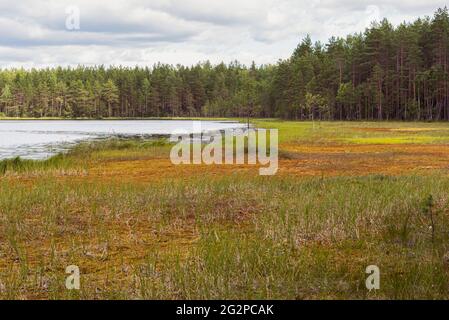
0, 0, 446, 68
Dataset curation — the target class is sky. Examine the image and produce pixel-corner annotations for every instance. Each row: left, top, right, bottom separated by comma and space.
0, 0, 446, 68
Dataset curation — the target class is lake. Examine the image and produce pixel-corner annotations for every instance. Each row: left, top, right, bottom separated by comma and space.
0, 120, 247, 160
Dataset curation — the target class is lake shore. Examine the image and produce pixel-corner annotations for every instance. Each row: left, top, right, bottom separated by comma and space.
0, 119, 247, 160
1, 120, 449, 299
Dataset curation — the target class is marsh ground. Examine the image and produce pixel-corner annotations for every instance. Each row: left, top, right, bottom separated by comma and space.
1, 120, 449, 299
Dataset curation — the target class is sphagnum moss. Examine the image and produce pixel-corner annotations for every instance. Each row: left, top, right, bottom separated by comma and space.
2, 121, 449, 299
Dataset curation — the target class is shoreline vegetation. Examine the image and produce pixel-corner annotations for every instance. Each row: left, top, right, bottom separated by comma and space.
1, 119, 449, 299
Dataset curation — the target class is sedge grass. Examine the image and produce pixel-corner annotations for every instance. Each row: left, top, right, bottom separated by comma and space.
1, 174, 449, 299
1, 121, 449, 299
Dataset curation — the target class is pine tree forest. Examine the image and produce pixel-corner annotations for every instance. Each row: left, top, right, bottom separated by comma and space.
1, 8, 449, 121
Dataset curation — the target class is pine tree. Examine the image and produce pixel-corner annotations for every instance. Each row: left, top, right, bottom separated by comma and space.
102, 79, 119, 117
0, 84, 13, 116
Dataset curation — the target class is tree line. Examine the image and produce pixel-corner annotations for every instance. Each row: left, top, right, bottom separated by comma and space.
1, 8, 448, 120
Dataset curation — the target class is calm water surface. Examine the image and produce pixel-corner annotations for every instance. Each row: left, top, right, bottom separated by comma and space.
0, 120, 246, 160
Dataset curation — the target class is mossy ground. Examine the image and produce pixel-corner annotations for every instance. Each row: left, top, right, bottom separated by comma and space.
1, 120, 449, 299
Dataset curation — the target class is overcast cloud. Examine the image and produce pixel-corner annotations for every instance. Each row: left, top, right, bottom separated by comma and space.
0, 0, 446, 68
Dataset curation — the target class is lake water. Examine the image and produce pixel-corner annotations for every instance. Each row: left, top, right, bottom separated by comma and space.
0, 120, 247, 160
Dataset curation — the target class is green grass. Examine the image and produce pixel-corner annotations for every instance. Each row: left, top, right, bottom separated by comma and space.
253, 119, 449, 145
68, 138, 172, 161
0, 138, 172, 176
345, 135, 449, 144
2, 174, 449, 299
0, 154, 77, 175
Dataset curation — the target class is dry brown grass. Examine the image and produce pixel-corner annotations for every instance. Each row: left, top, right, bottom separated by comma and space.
78, 142, 449, 183
2, 121, 449, 299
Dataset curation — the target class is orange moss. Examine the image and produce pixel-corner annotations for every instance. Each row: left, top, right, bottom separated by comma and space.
86, 159, 260, 183
2, 140, 449, 298
78, 143, 449, 182
278, 143, 449, 176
